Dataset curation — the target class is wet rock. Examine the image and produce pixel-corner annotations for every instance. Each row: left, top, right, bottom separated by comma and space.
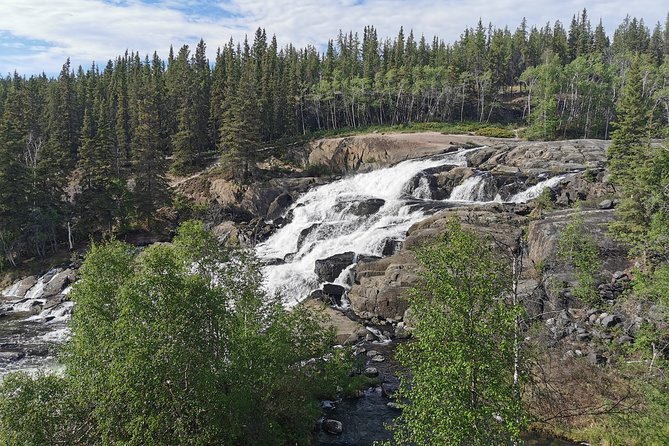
371, 355, 385, 363
382, 382, 399, 398
2, 276, 37, 298
0, 351, 25, 361
315, 252, 356, 283
322, 284, 346, 306
262, 257, 285, 266
266, 192, 293, 221
42, 269, 75, 298
386, 402, 402, 410
381, 238, 403, 256
366, 350, 379, 357
310, 289, 327, 300
364, 367, 379, 378
350, 198, 386, 216
322, 419, 343, 435
297, 223, 319, 249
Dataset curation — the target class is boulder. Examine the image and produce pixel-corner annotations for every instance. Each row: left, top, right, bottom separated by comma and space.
2, 276, 37, 298
363, 367, 379, 378
323, 283, 346, 297
600, 314, 621, 328
297, 223, 319, 250
266, 193, 293, 221
349, 259, 417, 321
527, 209, 631, 312
302, 299, 364, 345
381, 238, 403, 256
599, 199, 614, 210
315, 252, 356, 283
41, 269, 75, 299
350, 198, 385, 216
322, 419, 343, 435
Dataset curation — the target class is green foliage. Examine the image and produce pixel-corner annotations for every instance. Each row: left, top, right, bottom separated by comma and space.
474, 126, 515, 138
578, 377, 669, 446
172, 193, 209, 221
0, 221, 345, 445
557, 215, 601, 303
342, 374, 382, 399
0, 373, 87, 446
633, 264, 669, 314
387, 219, 525, 446
608, 57, 652, 189
530, 188, 555, 218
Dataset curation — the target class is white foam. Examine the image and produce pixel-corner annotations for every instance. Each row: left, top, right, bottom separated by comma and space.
256, 148, 479, 304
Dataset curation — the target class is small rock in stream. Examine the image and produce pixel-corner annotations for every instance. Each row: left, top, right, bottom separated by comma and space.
364, 367, 379, 378
322, 419, 343, 435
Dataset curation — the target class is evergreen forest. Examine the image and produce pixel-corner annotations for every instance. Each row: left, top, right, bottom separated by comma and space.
1, 10, 669, 269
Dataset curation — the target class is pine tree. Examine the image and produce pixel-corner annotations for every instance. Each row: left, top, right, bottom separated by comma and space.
192, 40, 211, 154
0, 79, 30, 266
131, 69, 170, 227
171, 46, 200, 174
608, 57, 650, 189
219, 63, 261, 182
76, 94, 124, 236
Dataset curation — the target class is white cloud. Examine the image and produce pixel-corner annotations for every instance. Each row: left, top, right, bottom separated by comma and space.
0, 0, 666, 75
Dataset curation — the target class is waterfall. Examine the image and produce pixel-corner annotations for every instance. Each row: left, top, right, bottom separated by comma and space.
256, 148, 479, 304
449, 174, 496, 202
411, 176, 432, 199
508, 175, 567, 203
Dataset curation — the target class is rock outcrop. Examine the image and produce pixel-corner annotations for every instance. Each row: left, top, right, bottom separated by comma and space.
307, 133, 493, 173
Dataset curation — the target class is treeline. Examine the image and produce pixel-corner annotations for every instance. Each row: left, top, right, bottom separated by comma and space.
1, 10, 669, 267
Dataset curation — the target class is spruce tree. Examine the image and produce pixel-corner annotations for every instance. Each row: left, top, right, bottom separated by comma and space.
76, 95, 124, 236
0, 81, 30, 266
171, 46, 199, 174
219, 63, 261, 182
131, 69, 170, 227
608, 57, 650, 189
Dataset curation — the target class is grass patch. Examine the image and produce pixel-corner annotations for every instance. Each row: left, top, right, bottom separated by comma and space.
288, 121, 523, 144
341, 374, 381, 399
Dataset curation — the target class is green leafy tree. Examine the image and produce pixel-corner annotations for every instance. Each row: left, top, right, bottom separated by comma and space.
0, 222, 345, 445
557, 214, 602, 303
387, 219, 525, 446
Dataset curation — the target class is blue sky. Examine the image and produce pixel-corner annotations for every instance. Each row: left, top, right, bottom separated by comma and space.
0, 0, 666, 76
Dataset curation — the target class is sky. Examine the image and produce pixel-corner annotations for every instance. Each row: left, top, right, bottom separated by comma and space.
0, 0, 666, 76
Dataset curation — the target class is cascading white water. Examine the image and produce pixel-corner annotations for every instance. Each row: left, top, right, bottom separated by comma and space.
508, 175, 568, 203
256, 148, 479, 304
411, 176, 432, 199
449, 175, 495, 202
0, 270, 73, 377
